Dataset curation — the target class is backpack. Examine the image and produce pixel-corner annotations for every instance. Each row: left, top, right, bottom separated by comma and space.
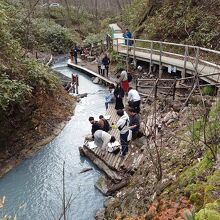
103, 119, 111, 132
127, 72, 133, 82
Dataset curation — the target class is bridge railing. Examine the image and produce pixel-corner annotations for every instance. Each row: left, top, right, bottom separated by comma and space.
113, 37, 220, 80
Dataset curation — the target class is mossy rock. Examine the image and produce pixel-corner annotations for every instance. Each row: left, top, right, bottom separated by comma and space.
178, 153, 214, 187
189, 192, 204, 210
195, 199, 220, 220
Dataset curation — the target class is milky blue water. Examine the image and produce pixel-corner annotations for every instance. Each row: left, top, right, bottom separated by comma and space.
0, 61, 107, 220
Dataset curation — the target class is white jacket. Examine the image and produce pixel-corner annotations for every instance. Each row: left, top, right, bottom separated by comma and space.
116, 114, 130, 134
94, 130, 111, 150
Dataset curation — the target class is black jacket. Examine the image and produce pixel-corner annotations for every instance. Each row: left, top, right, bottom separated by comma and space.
102, 57, 110, 66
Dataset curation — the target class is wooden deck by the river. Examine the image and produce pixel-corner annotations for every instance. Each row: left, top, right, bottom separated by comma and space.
79, 104, 144, 183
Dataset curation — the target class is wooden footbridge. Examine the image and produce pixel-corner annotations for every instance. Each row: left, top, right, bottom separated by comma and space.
109, 23, 220, 86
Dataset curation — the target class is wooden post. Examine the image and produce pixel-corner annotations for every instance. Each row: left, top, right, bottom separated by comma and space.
154, 82, 158, 99
159, 42, 163, 78
182, 46, 188, 82
136, 78, 138, 90
126, 39, 129, 72
76, 74, 79, 94
195, 47, 200, 75
133, 39, 136, 68
172, 79, 177, 100
117, 38, 119, 53
149, 41, 153, 74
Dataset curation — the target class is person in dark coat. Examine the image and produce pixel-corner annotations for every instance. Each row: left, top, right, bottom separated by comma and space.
89, 116, 101, 136
102, 54, 110, 78
114, 83, 125, 110
73, 46, 78, 64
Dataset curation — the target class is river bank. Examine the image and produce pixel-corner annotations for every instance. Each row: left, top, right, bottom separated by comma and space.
0, 61, 108, 219
0, 67, 76, 177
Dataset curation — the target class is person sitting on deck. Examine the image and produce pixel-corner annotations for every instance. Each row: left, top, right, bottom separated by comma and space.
99, 115, 111, 132
128, 87, 141, 113
93, 130, 116, 154
104, 84, 115, 110
86, 117, 101, 141
116, 109, 132, 157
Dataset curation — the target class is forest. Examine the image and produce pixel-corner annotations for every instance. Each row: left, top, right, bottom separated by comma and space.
0, 0, 220, 219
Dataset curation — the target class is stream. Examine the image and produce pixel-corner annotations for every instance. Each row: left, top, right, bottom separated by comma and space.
0, 61, 108, 220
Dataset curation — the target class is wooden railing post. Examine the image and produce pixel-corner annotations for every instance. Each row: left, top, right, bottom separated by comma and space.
182, 46, 188, 82
133, 39, 136, 68
126, 38, 129, 72
195, 47, 200, 75
159, 42, 163, 78
149, 41, 153, 74
172, 78, 177, 100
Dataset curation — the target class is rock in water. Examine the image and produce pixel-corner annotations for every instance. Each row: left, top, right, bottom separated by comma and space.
77, 93, 88, 98
93, 77, 100, 84
95, 208, 105, 220
95, 175, 108, 195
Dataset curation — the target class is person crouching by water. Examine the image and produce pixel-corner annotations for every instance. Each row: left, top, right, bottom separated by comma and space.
105, 84, 115, 110
99, 115, 111, 132
116, 109, 132, 157
85, 116, 101, 141
114, 83, 125, 110
94, 130, 116, 156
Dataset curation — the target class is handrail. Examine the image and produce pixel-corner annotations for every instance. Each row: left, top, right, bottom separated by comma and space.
113, 37, 220, 54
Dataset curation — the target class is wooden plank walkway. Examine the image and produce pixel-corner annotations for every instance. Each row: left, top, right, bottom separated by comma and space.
117, 48, 220, 84
80, 104, 144, 182
68, 59, 116, 86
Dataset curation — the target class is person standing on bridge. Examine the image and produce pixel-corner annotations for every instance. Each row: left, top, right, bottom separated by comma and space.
123, 28, 132, 46
102, 54, 110, 78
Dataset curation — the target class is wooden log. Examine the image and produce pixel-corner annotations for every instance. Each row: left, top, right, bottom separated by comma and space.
81, 146, 122, 182
106, 180, 129, 196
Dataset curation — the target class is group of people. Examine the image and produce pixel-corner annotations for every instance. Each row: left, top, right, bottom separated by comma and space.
95, 54, 110, 78
86, 67, 142, 157
87, 106, 140, 157
104, 69, 141, 114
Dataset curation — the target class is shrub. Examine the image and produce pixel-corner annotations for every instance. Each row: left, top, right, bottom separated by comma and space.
202, 85, 216, 96
24, 59, 59, 92
0, 73, 32, 110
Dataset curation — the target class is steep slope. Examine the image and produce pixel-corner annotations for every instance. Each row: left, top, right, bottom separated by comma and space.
122, 0, 220, 50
